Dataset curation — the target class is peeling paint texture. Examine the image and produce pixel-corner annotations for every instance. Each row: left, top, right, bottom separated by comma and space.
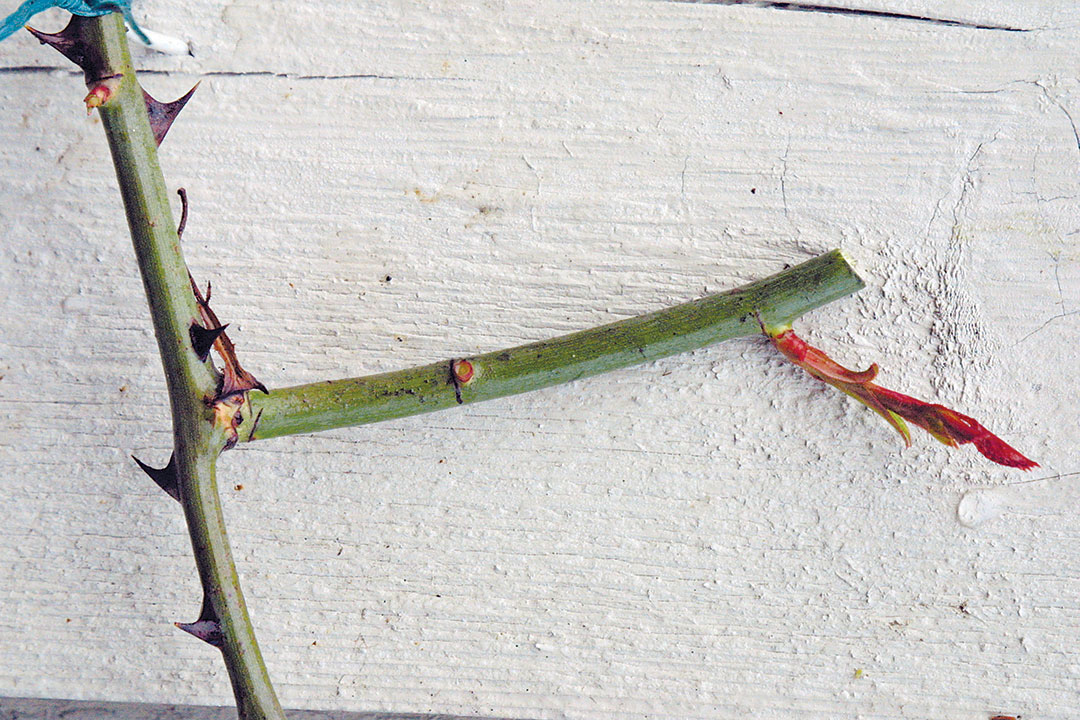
0, 1, 1077, 718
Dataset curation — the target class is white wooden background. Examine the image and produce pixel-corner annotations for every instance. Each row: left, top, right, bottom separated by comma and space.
1, 1, 1078, 718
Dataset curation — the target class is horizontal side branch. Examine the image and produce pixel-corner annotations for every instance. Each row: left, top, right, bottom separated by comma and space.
247, 249, 863, 442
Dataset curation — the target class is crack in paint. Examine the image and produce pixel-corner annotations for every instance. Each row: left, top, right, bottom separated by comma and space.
666, 0, 1028, 32
1035, 82, 1080, 154
0, 65, 465, 81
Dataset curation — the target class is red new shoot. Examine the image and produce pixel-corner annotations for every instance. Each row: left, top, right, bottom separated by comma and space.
763, 322, 1037, 470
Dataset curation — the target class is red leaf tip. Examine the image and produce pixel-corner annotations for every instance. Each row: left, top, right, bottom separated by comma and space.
765, 325, 1037, 470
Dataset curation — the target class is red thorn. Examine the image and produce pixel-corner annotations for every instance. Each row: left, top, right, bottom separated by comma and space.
143, 81, 200, 146
175, 619, 224, 648
176, 594, 223, 647
26, 19, 88, 69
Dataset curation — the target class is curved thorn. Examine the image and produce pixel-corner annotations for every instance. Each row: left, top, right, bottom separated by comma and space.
175, 619, 224, 648
176, 593, 223, 647
143, 81, 199, 146
24, 16, 88, 69
132, 453, 179, 501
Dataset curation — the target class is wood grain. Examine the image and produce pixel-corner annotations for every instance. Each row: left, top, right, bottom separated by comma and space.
0, 1, 1077, 718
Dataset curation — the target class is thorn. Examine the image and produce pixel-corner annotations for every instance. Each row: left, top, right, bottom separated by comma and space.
175, 619, 224, 648
132, 453, 179, 502
189, 273, 268, 397
190, 322, 228, 362
25, 18, 88, 70
143, 81, 199, 146
220, 363, 269, 398
176, 593, 223, 646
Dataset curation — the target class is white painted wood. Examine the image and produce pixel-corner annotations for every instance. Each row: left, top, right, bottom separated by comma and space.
0, 696, 505, 719
1, 1, 1077, 718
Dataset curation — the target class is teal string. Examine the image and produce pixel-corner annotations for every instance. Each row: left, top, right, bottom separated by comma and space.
1, 0, 150, 44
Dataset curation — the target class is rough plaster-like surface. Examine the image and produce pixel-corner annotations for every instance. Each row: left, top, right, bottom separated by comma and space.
0, 696, 502, 719
0, 1, 1078, 718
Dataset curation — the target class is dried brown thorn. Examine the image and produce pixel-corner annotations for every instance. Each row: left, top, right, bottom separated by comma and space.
188, 271, 267, 398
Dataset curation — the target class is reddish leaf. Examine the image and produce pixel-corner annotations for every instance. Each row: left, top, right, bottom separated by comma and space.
766, 326, 1037, 470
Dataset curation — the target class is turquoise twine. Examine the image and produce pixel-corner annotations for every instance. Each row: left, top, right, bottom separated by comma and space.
1, 0, 150, 44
